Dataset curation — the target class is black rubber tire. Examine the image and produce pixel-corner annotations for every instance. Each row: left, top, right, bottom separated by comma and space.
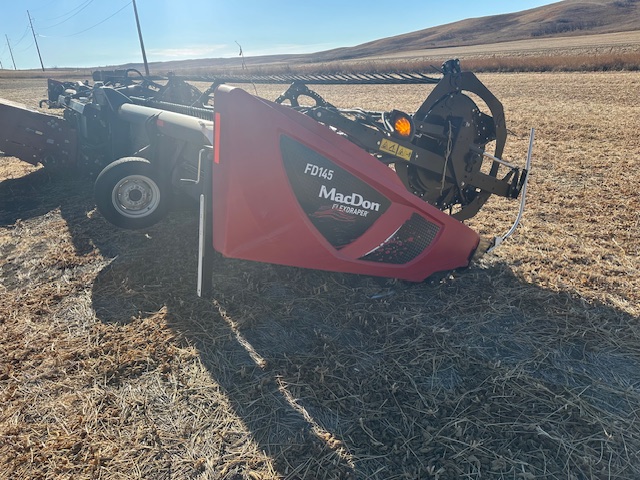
94, 157, 171, 230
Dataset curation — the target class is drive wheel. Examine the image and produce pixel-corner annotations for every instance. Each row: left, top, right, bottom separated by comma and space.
94, 157, 171, 230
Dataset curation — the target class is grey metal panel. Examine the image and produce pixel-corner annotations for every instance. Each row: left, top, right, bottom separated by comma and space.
118, 103, 213, 146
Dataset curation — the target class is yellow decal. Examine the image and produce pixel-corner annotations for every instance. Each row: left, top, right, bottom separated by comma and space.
379, 138, 398, 156
396, 145, 413, 161
380, 139, 413, 161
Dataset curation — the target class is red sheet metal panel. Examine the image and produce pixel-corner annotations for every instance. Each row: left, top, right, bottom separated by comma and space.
0, 98, 77, 167
211, 86, 479, 282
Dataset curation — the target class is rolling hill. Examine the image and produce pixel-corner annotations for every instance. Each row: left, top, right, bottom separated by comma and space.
310, 0, 640, 62
124, 0, 640, 72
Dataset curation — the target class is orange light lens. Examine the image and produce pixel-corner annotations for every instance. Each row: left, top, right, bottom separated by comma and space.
394, 116, 412, 138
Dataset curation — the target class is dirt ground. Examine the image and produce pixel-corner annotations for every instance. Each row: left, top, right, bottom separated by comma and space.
1, 72, 639, 479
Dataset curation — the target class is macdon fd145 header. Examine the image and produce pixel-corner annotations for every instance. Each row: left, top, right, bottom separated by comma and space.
0, 59, 533, 296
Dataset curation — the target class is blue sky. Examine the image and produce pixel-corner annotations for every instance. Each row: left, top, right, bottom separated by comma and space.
0, 0, 559, 70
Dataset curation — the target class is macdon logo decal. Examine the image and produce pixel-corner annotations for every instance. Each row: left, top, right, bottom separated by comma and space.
318, 185, 381, 216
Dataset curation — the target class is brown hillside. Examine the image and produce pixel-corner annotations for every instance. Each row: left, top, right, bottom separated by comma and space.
311, 0, 640, 62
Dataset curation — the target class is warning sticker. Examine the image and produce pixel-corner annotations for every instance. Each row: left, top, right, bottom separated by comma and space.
379, 139, 413, 161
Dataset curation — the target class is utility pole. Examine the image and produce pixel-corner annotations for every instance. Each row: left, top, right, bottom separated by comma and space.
27, 10, 45, 71
5, 35, 17, 70
132, 0, 149, 76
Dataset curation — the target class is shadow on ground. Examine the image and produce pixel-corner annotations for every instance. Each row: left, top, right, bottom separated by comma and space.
3, 166, 640, 478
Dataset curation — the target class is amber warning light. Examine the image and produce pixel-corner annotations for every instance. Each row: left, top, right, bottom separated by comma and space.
385, 110, 414, 140
395, 116, 412, 137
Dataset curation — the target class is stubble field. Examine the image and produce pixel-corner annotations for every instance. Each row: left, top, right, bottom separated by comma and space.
1, 71, 639, 479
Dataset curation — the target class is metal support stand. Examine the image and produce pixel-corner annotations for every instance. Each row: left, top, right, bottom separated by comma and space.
197, 148, 214, 297
487, 128, 535, 253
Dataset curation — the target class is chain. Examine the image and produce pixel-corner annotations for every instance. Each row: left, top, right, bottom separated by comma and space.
440, 120, 453, 194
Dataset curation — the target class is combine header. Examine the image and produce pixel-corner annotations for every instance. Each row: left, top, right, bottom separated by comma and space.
0, 60, 533, 295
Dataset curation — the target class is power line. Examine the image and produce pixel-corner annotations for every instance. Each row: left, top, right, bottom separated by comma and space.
5, 0, 140, 69
28, 0, 62, 13
38, 1, 132, 38
11, 26, 30, 48
13, 43, 35, 55
37, 0, 96, 30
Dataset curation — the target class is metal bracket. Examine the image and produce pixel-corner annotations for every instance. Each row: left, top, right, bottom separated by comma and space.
180, 146, 211, 184
487, 128, 535, 253
196, 148, 214, 297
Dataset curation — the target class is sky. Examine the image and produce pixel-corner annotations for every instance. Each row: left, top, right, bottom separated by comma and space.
0, 0, 560, 70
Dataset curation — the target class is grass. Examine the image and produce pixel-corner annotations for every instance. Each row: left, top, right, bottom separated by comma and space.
462, 51, 640, 72
145, 51, 640, 78
1, 71, 640, 479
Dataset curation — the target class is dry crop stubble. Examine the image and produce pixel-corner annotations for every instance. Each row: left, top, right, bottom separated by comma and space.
479, 72, 640, 313
0, 72, 639, 479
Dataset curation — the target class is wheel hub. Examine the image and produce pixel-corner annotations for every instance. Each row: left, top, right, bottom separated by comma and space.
112, 175, 160, 218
